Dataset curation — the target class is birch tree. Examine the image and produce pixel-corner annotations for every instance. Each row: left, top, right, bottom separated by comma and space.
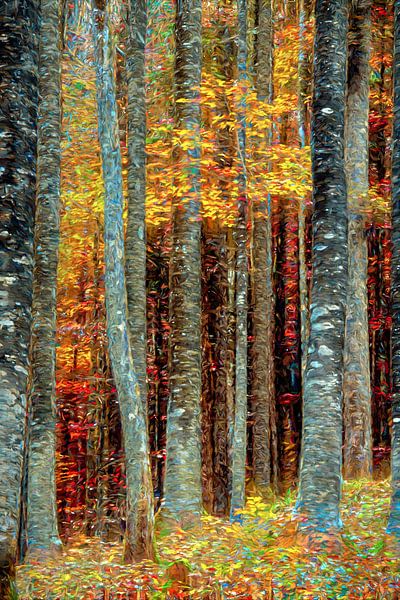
297, 0, 348, 532
92, 0, 154, 559
163, 0, 203, 523
27, 0, 63, 554
0, 0, 39, 593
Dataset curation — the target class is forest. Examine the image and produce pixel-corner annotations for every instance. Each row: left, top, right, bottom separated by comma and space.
1, 0, 400, 597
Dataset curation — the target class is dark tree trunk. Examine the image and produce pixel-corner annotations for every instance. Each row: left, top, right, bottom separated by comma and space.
0, 0, 39, 593
201, 221, 230, 516
164, 0, 203, 523
389, 0, 400, 537
250, 0, 277, 494
297, 0, 348, 532
125, 0, 155, 560
342, 0, 373, 480
27, 0, 62, 554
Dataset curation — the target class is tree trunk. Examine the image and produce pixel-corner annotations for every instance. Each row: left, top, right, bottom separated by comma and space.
0, 0, 39, 593
250, 0, 277, 493
389, 0, 400, 537
26, 0, 62, 555
125, 0, 155, 559
163, 0, 203, 523
342, 0, 372, 480
297, 0, 348, 532
297, 0, 313, 385
230, 0, 248, 517
92, 0, 154, 560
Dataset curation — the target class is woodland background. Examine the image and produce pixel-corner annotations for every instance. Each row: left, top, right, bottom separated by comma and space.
2, 0, 400, 598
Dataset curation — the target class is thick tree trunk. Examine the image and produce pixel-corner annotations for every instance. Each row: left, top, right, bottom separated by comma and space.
342, 0, 372, 480
0, 0, 39, 593
297, 0, 348, 532
125, 0, 155, 559
250, 0, 277, 493
389, 0, 400, 537
26, 0, 62, 555
92, 0, 154, 560
164, 0, 203, 523
230, 0, 249, 517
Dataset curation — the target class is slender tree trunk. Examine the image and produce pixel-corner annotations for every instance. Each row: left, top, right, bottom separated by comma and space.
343, 0, 372, 480
298, 0, 313, 147
125, 0, 155, 559
0, 0, 39, 594
297, 0, 348, 532
250, 0, 277, 492
389, 0, 400, 537
92, 0, 154, 560
164, 0, 203, 523
230, 0, 249, 517
298, 0, 312, 385
26, 0, 62, 555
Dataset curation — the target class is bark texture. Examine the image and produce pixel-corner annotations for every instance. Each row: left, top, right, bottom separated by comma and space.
250, 0, 277, 493
125, 0, 155, 560
342, 0, 372, 480
389, 0, 400, 537
27, 0, 62, 554
297, 0, 348, 531
297, 0, 313, 384
230, 0, 248, 517
0, 0, 39, 593
92, 0, 154, 560
164, 0, 203, 522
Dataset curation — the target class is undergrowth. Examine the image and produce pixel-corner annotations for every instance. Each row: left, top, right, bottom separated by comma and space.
17, 479, 400, 599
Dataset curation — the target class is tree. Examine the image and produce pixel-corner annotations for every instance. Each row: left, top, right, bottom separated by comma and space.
343, 0, 373, 480
92, 0, 154, 560
125, 0, 156, 560
163, 0, 203, 523
297, 0, 348, 532
250, 0, 277, 494
389, 0, 400, 538
0, 0, 39, 594
26, 0, 62, 554
230, 0, 249, 516
297, 0, 313, 385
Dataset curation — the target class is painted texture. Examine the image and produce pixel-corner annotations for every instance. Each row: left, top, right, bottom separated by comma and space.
92, 0, 154, 559
163, 0, 203, 522
390, 0, 400, 537
297, 0, 348, 531
27, 0, 62, 553
0, 0, 39, 591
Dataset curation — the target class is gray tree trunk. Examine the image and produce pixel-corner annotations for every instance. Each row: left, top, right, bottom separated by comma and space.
297, 0, 312, 384
342, 0, 372, 480
92, 0, 154, 560
250, 0, 277, 492
230, 0, 248, 516
389, 0, 400, 538
297, 0, 348, 532
26, 0, 62, 555
0, 0, 39, 594
125, 0, 156, 560
163, 0, 203, 524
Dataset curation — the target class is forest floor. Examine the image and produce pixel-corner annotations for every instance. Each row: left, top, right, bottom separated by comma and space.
17, 480, 400, 599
